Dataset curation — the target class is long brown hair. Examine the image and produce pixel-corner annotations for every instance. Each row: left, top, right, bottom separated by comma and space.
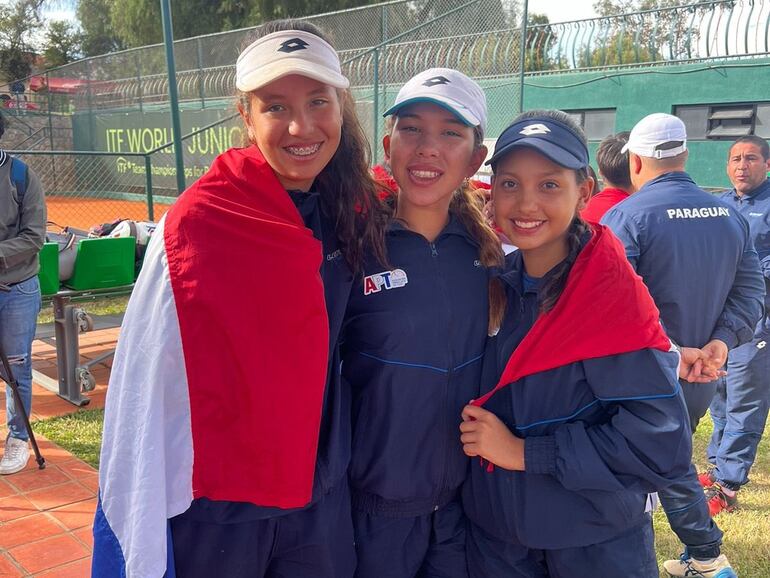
538, 217, 591, 313
443, 126, 506, 334
450, 180, 507, 334
237, 19, 388, 273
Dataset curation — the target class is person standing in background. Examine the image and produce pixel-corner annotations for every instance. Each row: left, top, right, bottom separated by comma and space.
581, 131, 631, 224
0, 109, 46, 475
702, 135, 770, 515
602, 113, 764, 578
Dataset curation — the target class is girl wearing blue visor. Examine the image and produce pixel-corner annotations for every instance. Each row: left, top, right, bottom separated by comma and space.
459, 110, 693, 577
342, 68, 504, 577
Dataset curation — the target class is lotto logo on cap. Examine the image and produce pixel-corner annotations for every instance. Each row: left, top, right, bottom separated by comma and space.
383, 68, 487, 134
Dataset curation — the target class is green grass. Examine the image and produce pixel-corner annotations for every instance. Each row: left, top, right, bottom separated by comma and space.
32, 408, 104, 468
37, 296, 129, 325
29, 407, 770, 574
653, 416, 770, 577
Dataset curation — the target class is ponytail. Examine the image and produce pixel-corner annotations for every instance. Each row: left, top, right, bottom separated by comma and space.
538, 217, 591, 313
449, 182, 507, 335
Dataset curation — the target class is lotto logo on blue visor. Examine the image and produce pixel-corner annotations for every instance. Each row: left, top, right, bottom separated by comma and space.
487, 117, 589, 170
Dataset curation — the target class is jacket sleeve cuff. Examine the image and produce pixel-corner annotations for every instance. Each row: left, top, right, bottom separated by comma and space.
524, 435, 557, 475
709, 327, 738, 350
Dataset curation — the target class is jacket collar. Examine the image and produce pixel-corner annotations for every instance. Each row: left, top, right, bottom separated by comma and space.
388, 212, 478, 246
729, 178, 770, 202
637, 171, 694, 194
499, 228, 592, 297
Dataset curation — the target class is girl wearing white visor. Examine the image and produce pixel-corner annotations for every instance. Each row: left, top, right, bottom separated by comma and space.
93, 20, 388, 578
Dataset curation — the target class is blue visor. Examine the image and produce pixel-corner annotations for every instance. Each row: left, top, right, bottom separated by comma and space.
487, 117, 589, 170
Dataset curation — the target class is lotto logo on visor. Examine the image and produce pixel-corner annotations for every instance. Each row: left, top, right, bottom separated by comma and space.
278, 38, 309, 53
520, 123, 551, 136
363, 269, 409, 296
235, 30, 349, 93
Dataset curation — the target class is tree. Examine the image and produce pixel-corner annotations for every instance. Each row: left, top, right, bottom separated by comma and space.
78, 0, 123, 56
525, 12, 562, 72
585, 0, 712, 67
0, 0, 43, 84
43, 20, 83, 68
105, 0, 384, 49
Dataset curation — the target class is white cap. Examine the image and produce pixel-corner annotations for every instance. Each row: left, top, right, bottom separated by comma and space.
383, 68, 487, 134
236, 30, 349, 93
622, 113, 688, 159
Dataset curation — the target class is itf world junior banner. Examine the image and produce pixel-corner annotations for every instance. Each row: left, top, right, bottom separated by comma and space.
72, 107, 246, 192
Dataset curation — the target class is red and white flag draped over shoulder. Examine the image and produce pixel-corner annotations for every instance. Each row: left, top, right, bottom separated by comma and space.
474, 224, 672, 409
93, 146, 329, 578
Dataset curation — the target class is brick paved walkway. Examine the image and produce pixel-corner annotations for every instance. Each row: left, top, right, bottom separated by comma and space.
0, 328, 118, 577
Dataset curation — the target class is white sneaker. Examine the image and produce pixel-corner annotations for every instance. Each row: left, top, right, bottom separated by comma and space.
663, 553, 737, 577
0, 436, 30, 475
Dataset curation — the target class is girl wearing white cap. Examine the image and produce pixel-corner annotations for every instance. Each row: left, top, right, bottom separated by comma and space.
341, 68, 505, 577
93, 20, 388, 578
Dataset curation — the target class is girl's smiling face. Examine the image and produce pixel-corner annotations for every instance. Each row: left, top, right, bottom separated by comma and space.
492, 147, 592, 276
384, 102, 486, 212
239, 74, 343, 192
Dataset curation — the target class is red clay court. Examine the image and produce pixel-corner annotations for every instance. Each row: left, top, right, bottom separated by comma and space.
46, 197, 172, 231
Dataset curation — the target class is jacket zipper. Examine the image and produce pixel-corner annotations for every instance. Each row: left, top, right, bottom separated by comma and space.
430, 239, 454, 511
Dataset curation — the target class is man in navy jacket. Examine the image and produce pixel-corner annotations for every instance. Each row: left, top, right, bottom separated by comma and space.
703, 136, 770, 515
602, 113, 764, 578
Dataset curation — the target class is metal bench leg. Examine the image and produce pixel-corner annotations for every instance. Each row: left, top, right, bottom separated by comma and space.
52, 295, 91, 407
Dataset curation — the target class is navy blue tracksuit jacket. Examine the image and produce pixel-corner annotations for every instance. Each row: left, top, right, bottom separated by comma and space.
343, 217, 489, 516
601, 171, 763, 350
720, 178, 770, 339
463, 250, 692, 550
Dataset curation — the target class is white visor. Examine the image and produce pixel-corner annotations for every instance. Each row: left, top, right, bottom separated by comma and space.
236, 30, 349, 93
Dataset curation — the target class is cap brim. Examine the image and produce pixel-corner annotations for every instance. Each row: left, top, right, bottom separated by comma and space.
383, 96, 479, 127
236, 60, 349, 93
487, 138, 586, 169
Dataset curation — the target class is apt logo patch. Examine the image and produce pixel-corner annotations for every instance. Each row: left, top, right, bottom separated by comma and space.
363, 269, 408, 295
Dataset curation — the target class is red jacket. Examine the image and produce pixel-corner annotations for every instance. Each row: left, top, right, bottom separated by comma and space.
581, 187, 630, 224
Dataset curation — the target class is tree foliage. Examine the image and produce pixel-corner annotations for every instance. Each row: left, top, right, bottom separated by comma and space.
525, 12, 561, 72
43, 20, 82, 68
77, 0, 123, 56
587, 0, 712, 66
0, 0, 43, 82
104, 0, 384, 49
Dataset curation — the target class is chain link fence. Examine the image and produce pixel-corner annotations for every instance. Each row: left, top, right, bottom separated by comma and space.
6, 0, 767, 210
9, 151, 168, 230
4, 0, 524, 143
9, 112, 248, 228
4, 0, 768, 119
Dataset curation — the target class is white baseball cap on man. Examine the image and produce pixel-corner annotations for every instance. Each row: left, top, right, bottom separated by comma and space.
383, 68, 487, 134
622, 113, 687, 159
236, 30, 349, 93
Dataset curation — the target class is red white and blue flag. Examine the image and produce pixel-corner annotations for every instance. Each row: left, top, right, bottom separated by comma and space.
474, 224, 673, 408
92, 146, 329, 577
